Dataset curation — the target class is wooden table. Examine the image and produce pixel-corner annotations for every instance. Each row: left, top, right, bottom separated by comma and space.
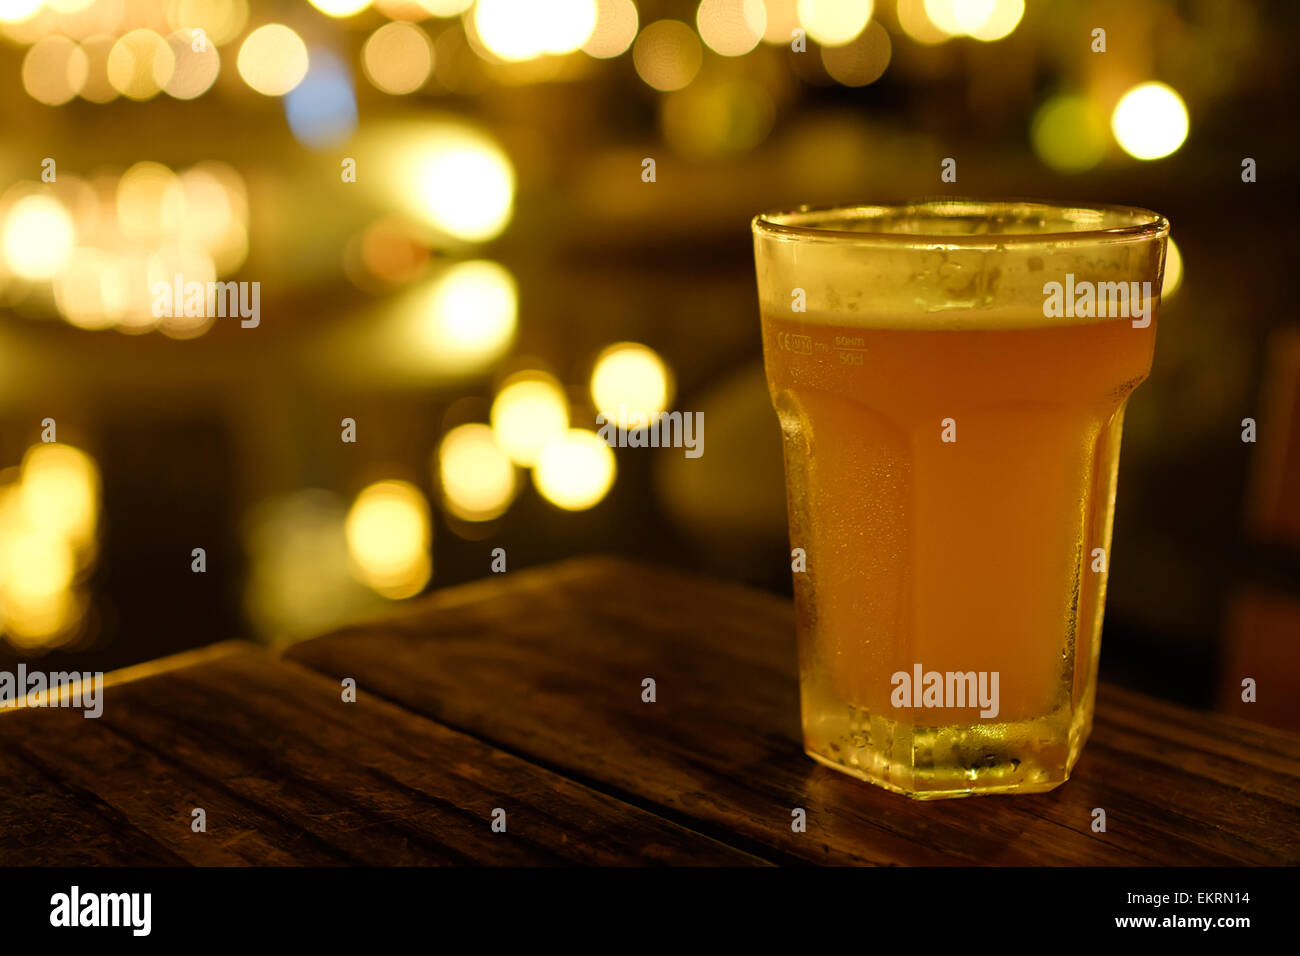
2, 557, 1297, 865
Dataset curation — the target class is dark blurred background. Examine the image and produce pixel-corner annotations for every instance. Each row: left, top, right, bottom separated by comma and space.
0, 0, 1297, 729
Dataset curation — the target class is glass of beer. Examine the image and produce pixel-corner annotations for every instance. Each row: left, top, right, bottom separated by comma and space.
753, 201, 1169, 798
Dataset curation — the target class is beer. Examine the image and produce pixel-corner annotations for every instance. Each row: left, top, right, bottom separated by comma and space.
753, 202, 1168, 798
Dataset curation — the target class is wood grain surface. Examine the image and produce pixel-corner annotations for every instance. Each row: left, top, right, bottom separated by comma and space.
2, 556, 1297, 865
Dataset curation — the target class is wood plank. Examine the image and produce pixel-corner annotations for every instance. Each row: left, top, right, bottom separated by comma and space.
287, 556, 1300, 865
0, 643, 763, 865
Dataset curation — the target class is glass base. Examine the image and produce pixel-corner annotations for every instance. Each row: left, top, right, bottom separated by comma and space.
803, 706, 1085, 799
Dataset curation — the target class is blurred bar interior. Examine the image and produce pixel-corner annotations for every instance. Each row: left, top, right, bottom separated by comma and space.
0, 1, 1297, 727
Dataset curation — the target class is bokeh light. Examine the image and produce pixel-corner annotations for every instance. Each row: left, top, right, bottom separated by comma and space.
1162, 238, 1183, 298
438, 423, 518, 521
148, 241, 219, 339
491, 371, 570, 466
1111, 82, 1189, 160
533, 429, 616, 511
345, 480, 432, 599
591, 342, 672, 424
820, 19, 891, 86
474, 0, 597, 62
309, 0, 372, 16
22, 36, 89, 105
697, 0, 766, 58
107, 28, 175, 100
633, 19, 702, 92
78, 35, 119, 102
363, 21, 434, 94
54, 247, 117, 329
961, 0, 1024, 41
168, 0, 250, 47
761, 0, 800, 44
419, 0, 474, 13
895, 0, 948, 44
423, 260, 518, 367
396, 128, 515, 241
921, 0, 964, 37
0, 443, 99, 651
237, 23, 309, 96
164, 29, 221, 99
2, 195, 76, 280
1031, 94, 1106, 173
116, 161, 185, 243
582, 0, 637, 58
19, 443, 100, 551
0, 0, 43, 23
285, 47, 359, 149
796, 0, 872, 47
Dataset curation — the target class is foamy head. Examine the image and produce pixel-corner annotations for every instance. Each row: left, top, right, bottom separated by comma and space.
753, 201, 1168, 331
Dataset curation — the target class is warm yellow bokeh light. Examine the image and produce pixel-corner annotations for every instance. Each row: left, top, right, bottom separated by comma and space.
491, 372, 570, 467
309, 0, 372, 16
0, 0, 42, 23
1111, 82, 1189, 160
633, 20, 703, 92
19, 443, 100, 551
363, 21, 434, 94
820, 19, 890, 86
961, 0, 1023, 41
591, 342, 673, 424
1031, 94, 1106, 173
761, 0, 800, 44
533, 429, 616, 511
538, 0, 599, 54
2, 195, 76, 280
425, 260, 518, 365
1162, 238, 1182, 298
117, 161, 186, 242
54, 247, 117, 329
177, 163, 238, 251
107, 29, 175, 100
345, 480, 431, 599
438, 423, 518, 521
237, 23, 309, 96
0, 445, 99, 650
697, 0, 766, 57
895, 0, 948, 44
474, 0, 597, 61
22, 35, 89, 105
796, 0, 873, 47
149, 242, 219, 339
169, 0, 250, 47
0, 527, 76, 647
582, 0, 637, 58
921, 0, 963, 36
404, 132, 515, 241
78, 35, 119, 103
418, 0, 474, 14
165, 29, 221, 99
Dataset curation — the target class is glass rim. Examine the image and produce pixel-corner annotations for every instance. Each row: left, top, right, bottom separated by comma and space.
752, 199, 1170, 248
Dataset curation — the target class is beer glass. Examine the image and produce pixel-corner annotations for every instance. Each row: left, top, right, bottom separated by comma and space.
752, 201, 1169, 798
